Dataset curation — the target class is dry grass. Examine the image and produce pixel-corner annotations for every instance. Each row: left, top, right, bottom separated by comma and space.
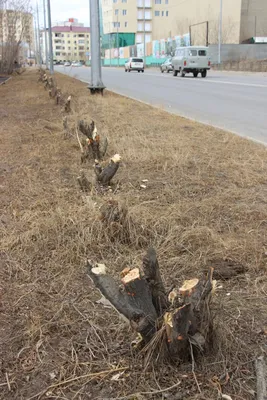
1, 69, 267, 400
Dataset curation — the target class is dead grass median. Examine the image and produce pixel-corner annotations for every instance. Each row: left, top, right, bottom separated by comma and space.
0, 69, 267, 400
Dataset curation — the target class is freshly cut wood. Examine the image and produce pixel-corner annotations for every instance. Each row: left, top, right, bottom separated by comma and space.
88, 247, 216, 361
95, 154, 121, 186
179, 279, 199, 297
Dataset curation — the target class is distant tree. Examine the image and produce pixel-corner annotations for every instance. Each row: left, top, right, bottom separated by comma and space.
0, 0, 32, 74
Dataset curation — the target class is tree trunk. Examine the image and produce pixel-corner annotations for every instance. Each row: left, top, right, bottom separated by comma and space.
87, 248, 215, 361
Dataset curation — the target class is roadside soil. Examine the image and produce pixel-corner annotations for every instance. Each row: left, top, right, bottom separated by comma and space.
0, 69, 267, 400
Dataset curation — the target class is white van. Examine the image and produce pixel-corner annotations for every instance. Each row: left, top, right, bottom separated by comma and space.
125, 58, 144, 73
172, 46, 211, 78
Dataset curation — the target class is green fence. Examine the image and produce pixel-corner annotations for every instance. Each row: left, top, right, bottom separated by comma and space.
102, 56, 167, 67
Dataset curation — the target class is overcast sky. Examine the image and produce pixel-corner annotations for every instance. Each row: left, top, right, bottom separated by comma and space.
36, 0, 90, 27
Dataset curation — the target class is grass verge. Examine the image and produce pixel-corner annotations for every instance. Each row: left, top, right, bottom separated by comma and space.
0, 69, 267, 400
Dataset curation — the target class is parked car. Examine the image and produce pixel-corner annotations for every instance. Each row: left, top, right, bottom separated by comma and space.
72, 62, 82, 67
64, 61, 71, 67
160, 58, 173, 73
172, 46, 211, 78
125, 57, 144, 73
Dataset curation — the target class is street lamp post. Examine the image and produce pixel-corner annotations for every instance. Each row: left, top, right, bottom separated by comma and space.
47, 0, 54, 74
88, 0, 105, 93
218, 0, 223, 64
43, 0, 49, 69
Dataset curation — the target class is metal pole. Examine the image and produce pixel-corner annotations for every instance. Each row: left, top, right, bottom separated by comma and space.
143, 1, 146, 66
109, 25, 111, 67
36, 2, 42, 67
34, 18, 39, 66
88, 0, 105, 93
43, 0, 49, 69
218, 0, 222, 64
47, 0, 54, 74
206, 21, 209, 47
116, 14, 119, 67
189, 25, 191, 46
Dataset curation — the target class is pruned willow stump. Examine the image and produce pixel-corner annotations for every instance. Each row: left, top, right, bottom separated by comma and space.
77, 120, 108, 163
94, 154, 121, 186
87, 248, 215, 362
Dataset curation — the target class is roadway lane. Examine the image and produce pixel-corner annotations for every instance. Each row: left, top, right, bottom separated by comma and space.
55, 66, 267, 144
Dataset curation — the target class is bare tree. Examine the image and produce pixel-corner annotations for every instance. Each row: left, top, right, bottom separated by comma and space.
0, 0, 33, 74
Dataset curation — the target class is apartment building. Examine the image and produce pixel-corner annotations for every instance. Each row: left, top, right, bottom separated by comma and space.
0, 9, 34, 60
101, 0, 267, 46
41, 19, 90, 63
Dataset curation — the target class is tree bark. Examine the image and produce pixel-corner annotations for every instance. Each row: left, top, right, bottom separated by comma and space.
142, 247, 169, 316
95, 154, 121, 186
87, 262, 157, 340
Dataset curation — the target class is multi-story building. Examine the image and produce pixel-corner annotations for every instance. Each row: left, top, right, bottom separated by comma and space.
40, 19, 90, 63
101, 0, 267, 46
0, 8, 34, 62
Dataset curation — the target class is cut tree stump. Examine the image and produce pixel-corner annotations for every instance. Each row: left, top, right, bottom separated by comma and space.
94, 154, 121, 186
64, 96, 71, 113
77, 120, 108, 162
99, 200, 131, 243
87, 247, 216, 362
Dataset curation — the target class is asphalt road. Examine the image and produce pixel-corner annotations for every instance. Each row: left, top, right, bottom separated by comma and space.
55, 66, 267, 144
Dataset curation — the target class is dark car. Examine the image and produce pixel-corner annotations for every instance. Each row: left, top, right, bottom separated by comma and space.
160, 58, 173, 73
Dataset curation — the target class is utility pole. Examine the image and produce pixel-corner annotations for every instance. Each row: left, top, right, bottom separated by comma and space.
116, 14, 119, 67
36, 2, 42, 67
143, 2, 146, 66
218, 0, 222, 64
43, 0, 49, 69
47, 0, 54, 74
109, 22, 111, 67
88, 0, 105, 93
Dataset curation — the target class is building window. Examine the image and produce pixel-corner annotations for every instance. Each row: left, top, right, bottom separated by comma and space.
155, 10, 160, 16
165, 0, 168, 3
125, 21, 128, 27
68, 40, 70, 43
55, 52, 60, 56
113, 21, 120, 27
113, 0, 117, 2
166, 10, 168, 16
68, 47, 71, 50
122, 0, 127, 2
155, 0, 161, 3
162, 11, 164, 16
122, 9, 127, 15
115, 9, 118, 15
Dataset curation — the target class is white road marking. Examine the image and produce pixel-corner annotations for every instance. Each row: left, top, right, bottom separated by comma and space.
143, 71, 267, 88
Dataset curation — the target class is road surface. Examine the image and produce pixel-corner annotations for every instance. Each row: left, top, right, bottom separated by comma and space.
55, 66, 267, 144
